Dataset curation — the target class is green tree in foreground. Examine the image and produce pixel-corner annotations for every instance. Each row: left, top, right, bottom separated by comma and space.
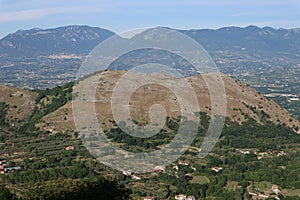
0, 185, 15, 200
23, 178, 131, 200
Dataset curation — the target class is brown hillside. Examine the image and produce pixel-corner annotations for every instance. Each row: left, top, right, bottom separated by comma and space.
37, 70, 300, 133
0, 85, 37, 125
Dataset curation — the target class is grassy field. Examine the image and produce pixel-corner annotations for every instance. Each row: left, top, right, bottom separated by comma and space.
285, 189, 300, 197
252, 181, 272, 192
225, 181, 239, 191
190, 175, 210, 184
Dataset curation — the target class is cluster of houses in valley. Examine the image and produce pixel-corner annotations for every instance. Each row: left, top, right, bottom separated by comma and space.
122, 160, 199, 200
143, 194, 196, 200
174, 194, 196, 200
0, 161, 22, 174
128, 153, 289, 200
206, 149, 288, 175
237, 148, 287, 159
147, 160, 193, 174
126, 160, 225, 200
248, 184, 282, 200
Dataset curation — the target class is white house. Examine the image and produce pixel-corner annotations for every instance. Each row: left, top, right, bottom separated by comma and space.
122, 170, 132, 176
175, 194, 186, 200
212, 166, 223, 172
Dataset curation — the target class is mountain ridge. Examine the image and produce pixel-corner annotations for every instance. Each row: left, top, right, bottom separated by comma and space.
34, 70, 300, 134
1, 25, 300, 59
0, 25, 115, 58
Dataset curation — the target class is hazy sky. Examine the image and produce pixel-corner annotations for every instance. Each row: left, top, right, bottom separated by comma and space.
0, 0, 300, 38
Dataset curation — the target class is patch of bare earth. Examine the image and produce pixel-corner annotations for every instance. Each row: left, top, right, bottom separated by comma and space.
0, 85, 37, 124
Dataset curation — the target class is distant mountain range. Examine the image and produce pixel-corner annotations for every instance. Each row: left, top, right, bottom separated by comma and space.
180, 26, 300, 59
0, 25, 115, 58
0, 25, 299, 60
